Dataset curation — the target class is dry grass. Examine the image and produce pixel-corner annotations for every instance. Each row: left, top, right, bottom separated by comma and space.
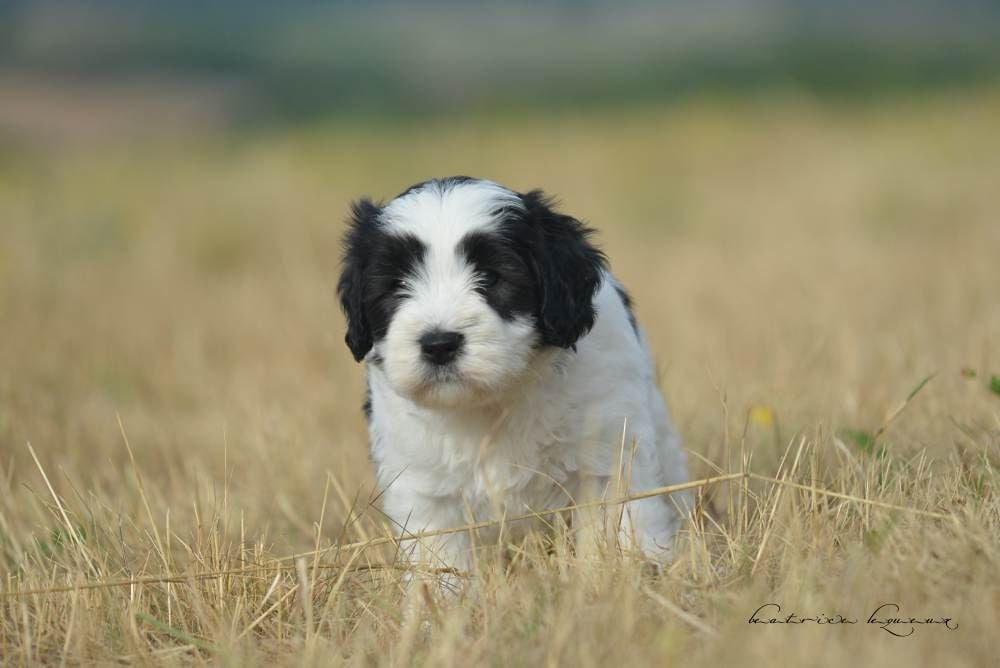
1, 88, 998, 666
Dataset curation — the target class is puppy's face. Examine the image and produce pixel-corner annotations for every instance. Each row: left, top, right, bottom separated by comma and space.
338, 177, 604, 409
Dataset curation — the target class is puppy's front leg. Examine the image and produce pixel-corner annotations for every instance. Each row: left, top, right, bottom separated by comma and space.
385, 489, 473, 598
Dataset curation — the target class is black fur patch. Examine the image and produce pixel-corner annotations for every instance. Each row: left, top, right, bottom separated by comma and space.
364, 233, 425, 340
508, 189, 607, 349
456, 189, 606, 349
362, 381, 372, 421
615, 285, 640, 339
337, 199, 427, 362
458, 231, 537, 322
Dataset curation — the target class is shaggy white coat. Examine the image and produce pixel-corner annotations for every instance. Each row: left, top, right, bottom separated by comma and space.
357, 180, 690, 575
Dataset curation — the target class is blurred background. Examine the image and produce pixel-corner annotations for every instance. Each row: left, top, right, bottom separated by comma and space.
1, 0, 999, 546
3, 0, 1000, 140
2, 5, 1000, 662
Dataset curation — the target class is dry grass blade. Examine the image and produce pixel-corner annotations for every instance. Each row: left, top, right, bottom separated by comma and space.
872, 373, 937, 443
0, 563, 463, 598
236, 584, 300, 642
642, 587, 720, 638
0, 469, 956, 599
116, 413, 168, 569
748, 473, 950, 519
280, 473, 746, 562
25, 443, 97, 575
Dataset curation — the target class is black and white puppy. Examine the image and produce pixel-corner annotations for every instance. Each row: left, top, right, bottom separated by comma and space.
338, 177, 690, 575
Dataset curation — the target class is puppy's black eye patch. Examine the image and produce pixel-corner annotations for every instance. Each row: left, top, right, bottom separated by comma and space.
458, 231, 535, 321
369, 234, 424, 289
363, 233, 426, 338
458, 232, 519, 285
478, 269, 500, 289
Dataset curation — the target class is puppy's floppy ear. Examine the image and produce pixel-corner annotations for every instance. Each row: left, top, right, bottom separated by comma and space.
520, 190, 606, 349
337, 198, 380, 362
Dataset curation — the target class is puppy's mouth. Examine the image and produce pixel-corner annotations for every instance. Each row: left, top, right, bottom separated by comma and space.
424, 364, 462, 383
416, 366, 468, 395
409, 365, 495, 407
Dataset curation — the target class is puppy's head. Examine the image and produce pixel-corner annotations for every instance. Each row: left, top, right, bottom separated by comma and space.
338, 177, 605, 408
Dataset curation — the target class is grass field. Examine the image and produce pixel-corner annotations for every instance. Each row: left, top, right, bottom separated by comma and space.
1, 88, 998, 666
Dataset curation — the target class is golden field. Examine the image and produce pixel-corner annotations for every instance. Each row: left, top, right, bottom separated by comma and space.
1, 88, 998, 666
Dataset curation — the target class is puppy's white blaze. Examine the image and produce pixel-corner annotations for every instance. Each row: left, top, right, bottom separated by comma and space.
382, 179, 522, 240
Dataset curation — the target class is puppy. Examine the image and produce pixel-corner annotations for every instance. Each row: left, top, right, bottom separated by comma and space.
337, 177, 690, 581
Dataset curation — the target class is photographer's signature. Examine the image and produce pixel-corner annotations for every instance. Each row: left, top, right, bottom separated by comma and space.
748, 603, 958, 637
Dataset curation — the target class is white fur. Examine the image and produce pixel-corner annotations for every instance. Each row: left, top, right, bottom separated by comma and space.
362, 180, 690, 577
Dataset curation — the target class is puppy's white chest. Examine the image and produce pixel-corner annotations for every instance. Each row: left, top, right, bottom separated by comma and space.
373, 405, 576, 515
466, 437, 573, 512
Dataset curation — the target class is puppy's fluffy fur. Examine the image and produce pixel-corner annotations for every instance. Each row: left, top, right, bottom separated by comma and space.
338, 177, 689, 576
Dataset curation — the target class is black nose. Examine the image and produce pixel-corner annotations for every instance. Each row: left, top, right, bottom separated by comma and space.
419, 330, 465, 366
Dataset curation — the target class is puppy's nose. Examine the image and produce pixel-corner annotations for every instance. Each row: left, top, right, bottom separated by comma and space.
419, 330, 465, 366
